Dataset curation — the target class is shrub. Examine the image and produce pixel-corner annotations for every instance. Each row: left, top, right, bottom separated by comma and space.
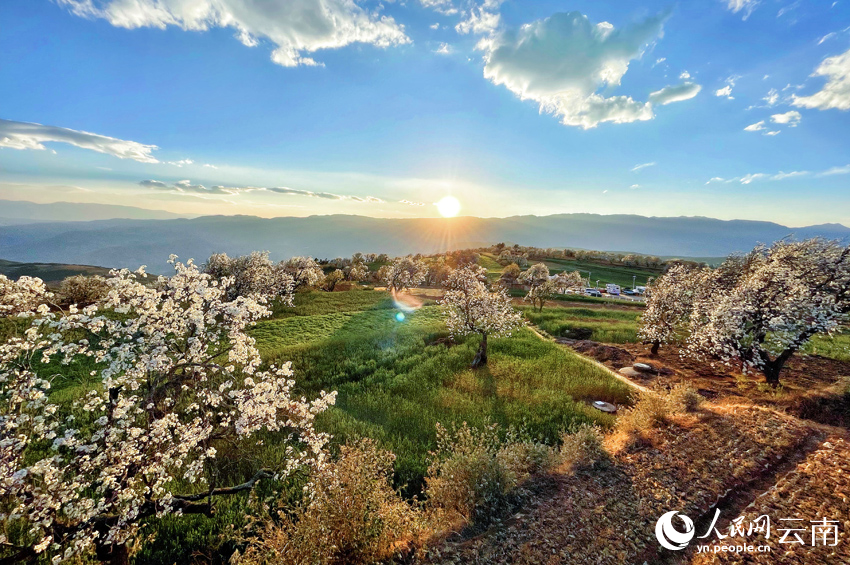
239, 439, 417, 565
615, 391, 672, 435
59, 274, 109, 305
560, 423, 608, 470
424, 423, 516, 523
667, 382, 704, 412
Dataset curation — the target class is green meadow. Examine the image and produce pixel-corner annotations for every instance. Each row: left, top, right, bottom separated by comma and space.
255, 288, 633, 493
520, 304, 642, 344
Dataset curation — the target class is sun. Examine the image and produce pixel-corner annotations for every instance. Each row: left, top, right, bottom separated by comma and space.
436, 196, 461, 218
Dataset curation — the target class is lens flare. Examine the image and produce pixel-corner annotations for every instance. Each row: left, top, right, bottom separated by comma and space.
395, 312, 406, 322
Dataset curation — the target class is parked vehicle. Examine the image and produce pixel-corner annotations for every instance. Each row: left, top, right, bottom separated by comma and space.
606, 283, 621, 295
585, 288, 602, 297
623, 288, 637, 296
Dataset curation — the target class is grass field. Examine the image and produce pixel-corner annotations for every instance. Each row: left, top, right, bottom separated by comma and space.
521, 304, 642, 343
255, 288, 633, 494
541, 257, 661, 288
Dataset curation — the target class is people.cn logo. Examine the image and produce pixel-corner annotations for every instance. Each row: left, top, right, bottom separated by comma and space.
655, 510, 696, 551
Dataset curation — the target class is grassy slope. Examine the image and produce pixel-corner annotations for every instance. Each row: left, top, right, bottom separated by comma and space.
0, 258, 111, 285
253, 288, 633, 493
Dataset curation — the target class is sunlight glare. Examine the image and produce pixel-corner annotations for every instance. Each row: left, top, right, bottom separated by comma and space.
436, 196, 461, 218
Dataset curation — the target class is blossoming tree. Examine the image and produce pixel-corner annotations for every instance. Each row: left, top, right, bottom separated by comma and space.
0, 274, 51, 317
204, 251, 295, 302
638, 264, 707, 355
0, 258, 335, 564
282, 256, 325, 290
440, 265, 524, 368
685, 239, 850, 385
381, 256, 428, 293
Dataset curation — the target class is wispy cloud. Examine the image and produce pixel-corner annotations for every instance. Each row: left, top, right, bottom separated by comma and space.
649, 82, 702, 106
631, 162, 657, 172
0, 118, 159, 163
138, 179, 384, 202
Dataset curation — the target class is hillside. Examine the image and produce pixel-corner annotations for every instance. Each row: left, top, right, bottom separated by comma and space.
0, 258, 112, 285
0, 210, 847, 273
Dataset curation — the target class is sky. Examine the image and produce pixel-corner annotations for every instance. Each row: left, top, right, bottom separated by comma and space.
1, 0, 850, 225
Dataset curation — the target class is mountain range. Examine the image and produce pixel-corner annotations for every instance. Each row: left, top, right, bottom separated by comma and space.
1, 201, 848, 273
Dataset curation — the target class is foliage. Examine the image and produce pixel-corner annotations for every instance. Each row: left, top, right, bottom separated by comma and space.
559, 423, 608, 470
638, 263, 706, 353
0, 257, 335, 563
685, 239, 850, 384
667, 382, 704, 412
322, 268, 345, 291
440, 265, 524, 367
282, 256, 325, 290
59, 275, 109, 306
239, 439, 418, 565
424, 423, 557, 525
381, 256, 428, 292
204, 251, 295, 302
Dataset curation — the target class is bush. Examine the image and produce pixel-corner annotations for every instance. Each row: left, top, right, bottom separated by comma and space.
615, 391, 672, 435
560, 423, 608, 470
667, 382, 704, 412
424, 423, 558, 526
238, 439, 417, 565
59, 274, 109, 305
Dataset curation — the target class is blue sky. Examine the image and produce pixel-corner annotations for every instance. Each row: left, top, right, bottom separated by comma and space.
1, 0, 849, 225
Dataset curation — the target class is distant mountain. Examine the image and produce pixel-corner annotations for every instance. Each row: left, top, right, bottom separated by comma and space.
0, 200, 191, 222
0, 211, 847, 274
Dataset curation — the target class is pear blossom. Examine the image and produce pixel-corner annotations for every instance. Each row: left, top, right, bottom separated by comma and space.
440, 264, 524, 368
0, 257, 335, 563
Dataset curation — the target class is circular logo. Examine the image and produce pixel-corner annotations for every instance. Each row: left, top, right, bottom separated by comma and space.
655, 510, 695, 551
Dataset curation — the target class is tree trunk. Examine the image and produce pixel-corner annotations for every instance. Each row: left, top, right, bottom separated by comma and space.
96, 543, 129, 565
762, 360, 785, 387
471, 333, 488, 368
650, 340, 660, 355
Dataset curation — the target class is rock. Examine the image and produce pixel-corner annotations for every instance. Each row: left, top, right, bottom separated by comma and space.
633, 362, 654, 373
618, 367, 643, 378
592, 400, 617, 413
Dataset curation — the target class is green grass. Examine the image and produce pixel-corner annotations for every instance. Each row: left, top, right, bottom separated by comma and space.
803, 331, 850, 362
256, 290, 632, 494
521, 305, 642, 344
541, 257, 661, 288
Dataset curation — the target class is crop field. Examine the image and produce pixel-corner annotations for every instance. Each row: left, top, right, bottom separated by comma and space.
254, 288, 633, 493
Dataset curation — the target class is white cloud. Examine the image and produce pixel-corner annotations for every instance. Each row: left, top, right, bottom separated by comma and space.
630, 184, 641, 189
631, 162, 656, 172
818, 32, 837, 45
430, 23, 440, 30
420, 0, 458, 16
792, 47, 850, 111
777, 1, 799, 17
0, 118, 159, 162
139, 179, 169, 189
203, 163, 218, 169
456, 0, 503, 36
679, 70, 691, 79
818, 164, 850, 176
654, 57, 666, 67
763, 88, 779, 105
480, 11, 669, 129
772, 170, 808, 179
771, 110, 801, 126
722, 0, 759, 20
400, 199, 426, 206
57, 0, 410, 67
649, 82, 702, 105
715, 76, 738, 99
167, 158, 194, 167
744, 120, 766, 131
435, 42, 453, 55
764, 130, 781, 136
